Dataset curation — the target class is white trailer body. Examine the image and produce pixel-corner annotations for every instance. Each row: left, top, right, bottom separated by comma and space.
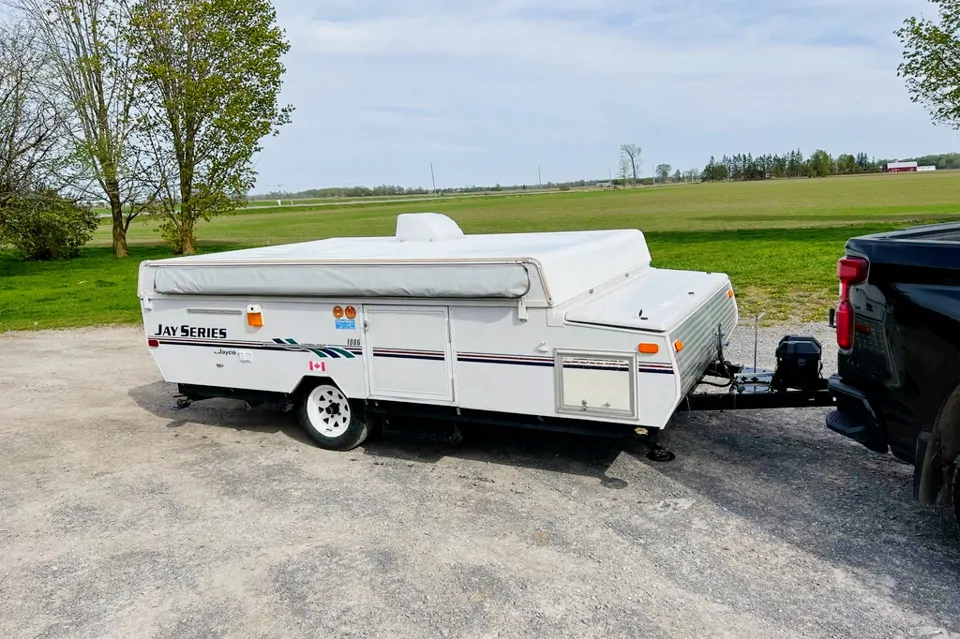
138, 213, 738, 449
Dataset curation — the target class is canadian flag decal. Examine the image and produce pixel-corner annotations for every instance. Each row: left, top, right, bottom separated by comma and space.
309, 361, 327, 372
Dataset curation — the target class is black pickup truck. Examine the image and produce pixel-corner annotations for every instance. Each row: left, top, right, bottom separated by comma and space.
826, 221, 960, 522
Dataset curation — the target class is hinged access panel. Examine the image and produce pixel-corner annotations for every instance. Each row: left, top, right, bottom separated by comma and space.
363, 306, 455, 403
554, 349, 638, 419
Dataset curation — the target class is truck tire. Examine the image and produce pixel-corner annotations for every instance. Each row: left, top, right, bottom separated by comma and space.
297, 383, 368, 451
952, 463, 960, 529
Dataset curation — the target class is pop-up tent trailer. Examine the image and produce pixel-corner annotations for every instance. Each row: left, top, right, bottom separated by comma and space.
138, 213, 833, 454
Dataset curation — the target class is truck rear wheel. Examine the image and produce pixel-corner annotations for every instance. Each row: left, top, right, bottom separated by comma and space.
952, 463, 960, 529
298, 383, 368, 451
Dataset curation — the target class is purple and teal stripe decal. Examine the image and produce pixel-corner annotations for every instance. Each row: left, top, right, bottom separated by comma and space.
152, 336, 358, 358
457, 352, 554, 367
272, 338, 356, 359
149, 339, 674, 375
371, 347, 445, 362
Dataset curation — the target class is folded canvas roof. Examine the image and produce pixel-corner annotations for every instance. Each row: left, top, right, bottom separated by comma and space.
141, 213, 653, 307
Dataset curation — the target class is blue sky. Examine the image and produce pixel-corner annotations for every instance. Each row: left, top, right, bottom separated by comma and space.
252, 0, 951, 192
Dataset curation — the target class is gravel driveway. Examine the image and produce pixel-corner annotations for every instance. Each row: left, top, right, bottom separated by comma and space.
1, 323, 959, 639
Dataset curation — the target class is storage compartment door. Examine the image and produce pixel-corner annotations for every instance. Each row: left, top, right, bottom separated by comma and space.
555, 350, 638, 419
364, 306, 455, 403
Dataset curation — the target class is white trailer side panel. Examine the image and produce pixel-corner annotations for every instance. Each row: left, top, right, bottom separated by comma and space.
145, 297, 368, 397
448, 306, 680, 428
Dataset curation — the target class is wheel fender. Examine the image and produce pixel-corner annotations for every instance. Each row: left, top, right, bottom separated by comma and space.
915, 354, 960, 434
290, 375, 339, 398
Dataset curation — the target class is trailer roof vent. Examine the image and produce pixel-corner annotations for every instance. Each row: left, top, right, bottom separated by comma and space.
395, 212, 464, 242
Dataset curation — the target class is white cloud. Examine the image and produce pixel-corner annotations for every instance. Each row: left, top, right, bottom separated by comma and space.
253, 0, 950, 190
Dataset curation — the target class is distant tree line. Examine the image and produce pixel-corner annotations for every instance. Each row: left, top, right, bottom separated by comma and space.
877, 153, 960, 169
254, 147, 960, 203
700, 150, 887, 182
252, 185, 431, 200
252, 178, 642, 201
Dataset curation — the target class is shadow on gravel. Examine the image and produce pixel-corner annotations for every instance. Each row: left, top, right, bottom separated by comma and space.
661, 409, 960, 623
364, 417, 638, 487
128, 381, 637, 483
128, 380, 314, 445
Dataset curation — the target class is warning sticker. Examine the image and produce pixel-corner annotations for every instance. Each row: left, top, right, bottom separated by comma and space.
335, 319, 356, 330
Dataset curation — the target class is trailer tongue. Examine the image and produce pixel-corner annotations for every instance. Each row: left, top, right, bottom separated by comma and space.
138, 213, 834, 456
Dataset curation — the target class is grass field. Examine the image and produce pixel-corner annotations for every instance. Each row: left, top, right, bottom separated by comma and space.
4, 171, 960, 332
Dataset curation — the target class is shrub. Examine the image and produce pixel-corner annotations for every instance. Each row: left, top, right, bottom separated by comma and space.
0, 188, 98, 260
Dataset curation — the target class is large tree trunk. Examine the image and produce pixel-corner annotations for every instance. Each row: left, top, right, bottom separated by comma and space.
179, 190, 196, 255
111, 214, 128, 257
181, 216, 195, 255
108, 190, 127, 257
104, 162, 128, 257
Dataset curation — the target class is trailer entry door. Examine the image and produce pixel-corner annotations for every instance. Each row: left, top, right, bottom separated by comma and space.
363, 306, 455, 403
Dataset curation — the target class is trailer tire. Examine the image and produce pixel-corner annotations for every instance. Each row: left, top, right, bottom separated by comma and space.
297, 383, 368, 451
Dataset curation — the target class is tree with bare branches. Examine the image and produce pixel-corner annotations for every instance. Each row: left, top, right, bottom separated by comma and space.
0, 21, 69, 203
618, 156, 631, 187
620, 143, 642, 186
15, 0, 153, 257
0, 21, 98, 260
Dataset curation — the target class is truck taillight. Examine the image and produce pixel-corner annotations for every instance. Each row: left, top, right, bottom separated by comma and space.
837, 257, 868, 285
836, 256, 868, 351
836, 299, 855, 350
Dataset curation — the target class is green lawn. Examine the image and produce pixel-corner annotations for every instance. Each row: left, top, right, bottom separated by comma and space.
4, 171, 960, 332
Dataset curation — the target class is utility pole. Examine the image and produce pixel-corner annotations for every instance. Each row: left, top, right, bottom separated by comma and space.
430, 162, 437, 196
538, 166, 542, 190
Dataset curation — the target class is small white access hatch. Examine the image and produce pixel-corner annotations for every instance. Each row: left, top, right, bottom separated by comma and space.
555, 349, 638, 419
364, 306, 455, 403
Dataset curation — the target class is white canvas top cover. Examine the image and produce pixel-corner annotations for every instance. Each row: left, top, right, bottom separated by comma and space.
142, 213, 653, 306
563, 269, 734, 332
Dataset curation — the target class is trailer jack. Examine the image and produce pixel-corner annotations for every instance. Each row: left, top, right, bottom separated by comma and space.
645, 443, 676, 463
633, 427, 676, 462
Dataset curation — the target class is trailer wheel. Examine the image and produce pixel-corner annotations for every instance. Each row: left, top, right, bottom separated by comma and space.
298, 383, 368, 451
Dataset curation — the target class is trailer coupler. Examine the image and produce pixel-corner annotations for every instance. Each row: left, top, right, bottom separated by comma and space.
684, 330, 836, 412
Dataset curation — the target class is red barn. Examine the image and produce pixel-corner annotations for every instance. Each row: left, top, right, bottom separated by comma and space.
884, 161, 918, 173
